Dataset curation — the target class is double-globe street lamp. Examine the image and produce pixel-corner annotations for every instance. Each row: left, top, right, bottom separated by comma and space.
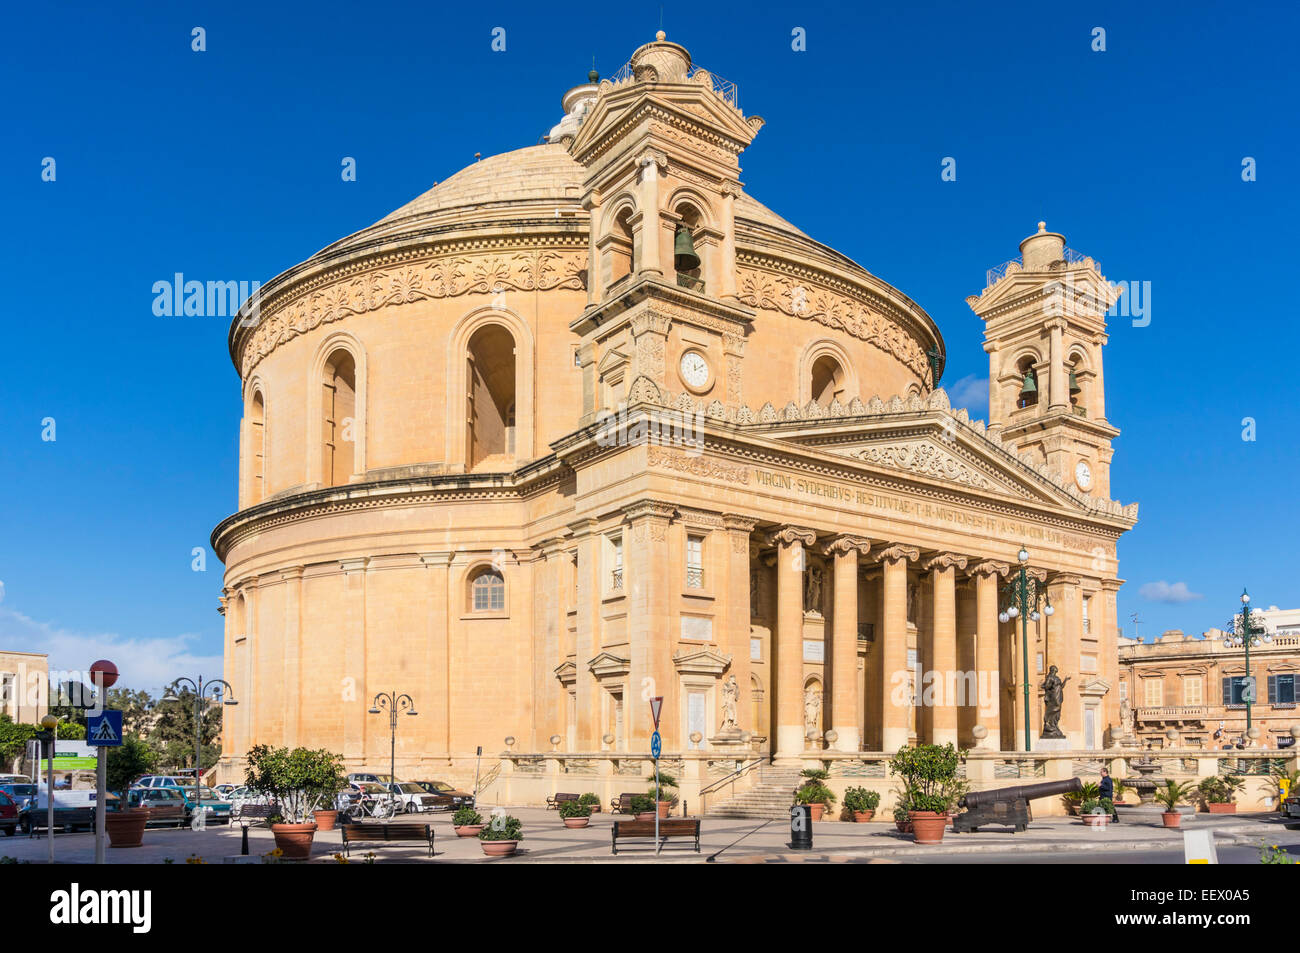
1222, 588, 1272, 741
369, 692, 417, 796
162, 677, 237, 821
998, 545, 1054, 752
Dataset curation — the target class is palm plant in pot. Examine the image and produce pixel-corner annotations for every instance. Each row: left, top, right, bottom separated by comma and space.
1199, 774, 1244, 814
1154, 779, 1195, 828
794, 768, 837, 821
843, 787, 880, 822
477, 813, 523, 856
649, 772, 679, 819
452, 805, 484, 837
105, 735, 157, 848
889, 743, 963, 844
244, 744, 345, 860
1063, 781, 1100, 816
559, 799, 593, 828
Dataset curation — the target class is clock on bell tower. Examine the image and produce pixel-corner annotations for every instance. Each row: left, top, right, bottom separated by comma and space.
967, 223, 1120, 499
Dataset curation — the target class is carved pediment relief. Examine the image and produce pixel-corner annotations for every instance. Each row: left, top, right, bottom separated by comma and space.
836, 439, 1030, 500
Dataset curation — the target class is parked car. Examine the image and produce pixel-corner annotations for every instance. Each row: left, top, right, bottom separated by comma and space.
0, 774, 32, 785
346, 772, 393, 785
345, 781, 399, 817
133, 775, 186, 789
0, 783, 38, 813
411, 780, 475, 811
0, 790, 17, 836
1283, 794, 1300, 820
19, 789, 107, 835
386, 782, 444, 813
125, 784, 232, 825
213, 783, 237, 798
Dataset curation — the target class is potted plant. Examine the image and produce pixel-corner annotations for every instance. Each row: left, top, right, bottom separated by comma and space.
843, 787, 880, 823
310, 755, 347, 832
649, 772, 679, 819
1080, 798, 1113, 827
452, 806, 485, 837
1063, 781, 1099, 816
559, 800, 592, 828
892, 802, 913, 834
889, 743, 963, 845
630, 793, 657, 821
1154, 779, 1195, 828
104, 736, 157, 848
477, 813, 523, 856
578, 792, 601, 814
245, 744, 345, 860
1199, 775, 1244, 814
793, 768, 837, 822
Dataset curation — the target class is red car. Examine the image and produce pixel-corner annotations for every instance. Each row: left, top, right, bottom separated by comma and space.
0, 790, 17, 836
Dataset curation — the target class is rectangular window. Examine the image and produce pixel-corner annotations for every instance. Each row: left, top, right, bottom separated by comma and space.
1183, 676, 1202, 706
686, 534, 704, 589
1223, 676, 1249, 706
750, 637, 762, 661
1082, 595, 1091, 635
608, 535, 623, 591
1269, 674, 1296, 705
1143, 678, 1163, 707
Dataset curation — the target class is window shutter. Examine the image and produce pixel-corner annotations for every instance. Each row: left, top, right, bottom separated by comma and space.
1268, 675, 1277, 705
1222, 677, 1232, 705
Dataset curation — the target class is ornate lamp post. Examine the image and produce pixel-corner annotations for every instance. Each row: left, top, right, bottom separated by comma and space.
998, 545, 1053, 752
1222, 588, 1272, 740
368, 692, 417, 787
162, 677, 237, 819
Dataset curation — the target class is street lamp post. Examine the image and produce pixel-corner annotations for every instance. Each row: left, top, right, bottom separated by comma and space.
998, 545, 1053, 752
368, 692, 417, 791
162, 677, 238, 822
38, 713, 61, 864
1223, 588, 1272, 741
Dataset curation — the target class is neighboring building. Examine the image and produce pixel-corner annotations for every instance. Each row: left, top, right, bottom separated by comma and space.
1118, 618, 1300, 749
212, 33, 1137, 784
0, 651, 48, 724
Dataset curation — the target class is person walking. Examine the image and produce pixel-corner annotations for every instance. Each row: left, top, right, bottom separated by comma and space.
1099, 766, 1119, 822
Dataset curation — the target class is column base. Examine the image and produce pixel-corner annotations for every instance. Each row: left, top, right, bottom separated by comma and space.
831, 726, 860, 752
773, 724, 806, 762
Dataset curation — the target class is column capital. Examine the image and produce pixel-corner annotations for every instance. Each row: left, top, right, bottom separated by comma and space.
721, 512, 760, 534
765, 525, 817, 548
1051, 573, 1083, 587
922, 552, 968, 572
873, 544, 919, 565
624, 499, 677, 523
1045, 316, 1070, 332
1100, 578, 1124, 592
823, 534, 872, 558
967, 559, 1010, 578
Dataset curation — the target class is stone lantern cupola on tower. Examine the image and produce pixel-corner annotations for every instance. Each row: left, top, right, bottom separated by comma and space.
968, 222, 1121, 499
567, 32, 766, 421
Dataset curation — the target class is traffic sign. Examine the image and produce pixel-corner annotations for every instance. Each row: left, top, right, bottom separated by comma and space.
650, 731, 662, 759
649, 696, 663, 729
87, 710, 123, 747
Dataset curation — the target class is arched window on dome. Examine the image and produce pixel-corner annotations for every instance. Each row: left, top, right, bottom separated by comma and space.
248, 389, 266, 504
466, 324, 516, 470
469, 566, 506, 613
322, 349, 356, 487
810, 355, 846, 407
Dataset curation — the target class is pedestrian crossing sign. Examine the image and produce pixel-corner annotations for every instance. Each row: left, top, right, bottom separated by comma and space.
87, 710, 123, 747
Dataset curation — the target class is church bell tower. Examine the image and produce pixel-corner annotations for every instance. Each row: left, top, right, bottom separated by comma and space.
968, 223, 1120, 499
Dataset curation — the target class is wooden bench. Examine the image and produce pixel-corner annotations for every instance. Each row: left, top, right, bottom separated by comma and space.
547, 792, 580, 810
611, 818, 700, 854
143, 804, 187, 828
341, 822, 435, 858
610, 793, 642, 814
232, 802, 277, 855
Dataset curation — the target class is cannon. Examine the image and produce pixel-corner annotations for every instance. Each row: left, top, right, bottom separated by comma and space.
952, 777, 1082, 833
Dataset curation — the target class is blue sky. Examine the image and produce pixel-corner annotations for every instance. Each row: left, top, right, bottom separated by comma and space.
1, 0, 1296, 692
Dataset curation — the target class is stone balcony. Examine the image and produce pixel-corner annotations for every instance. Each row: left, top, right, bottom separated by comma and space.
1136, 705, 1208, 723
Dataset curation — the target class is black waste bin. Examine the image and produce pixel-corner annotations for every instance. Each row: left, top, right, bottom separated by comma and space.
789, 804, 813, 850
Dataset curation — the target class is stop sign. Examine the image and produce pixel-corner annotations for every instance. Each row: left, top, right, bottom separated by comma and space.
89, 659, 119, 689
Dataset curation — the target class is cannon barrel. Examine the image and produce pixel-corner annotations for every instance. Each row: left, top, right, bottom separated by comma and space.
960, 777, 1082, 809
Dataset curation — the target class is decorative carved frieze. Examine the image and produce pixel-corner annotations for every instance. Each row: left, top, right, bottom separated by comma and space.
851, 442, 996, 492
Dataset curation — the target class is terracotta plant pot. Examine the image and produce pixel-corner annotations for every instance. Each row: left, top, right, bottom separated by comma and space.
313, 809, 339, 831
634, 812, 657, 821
909, 811, 947, 845
454, 824, 485, 837
1206, 802, 1236, 814
1082, 813, 1110, 828
480, 839, 518, 856
808, 803, 825, 822
852, 810, 875, 823
895, 818, 913, 834
657, 801, 672, 819
270, 822, 318, 860
1161, 811, 1182, 828
105, 809, 149, 848
563, 816, 590, 829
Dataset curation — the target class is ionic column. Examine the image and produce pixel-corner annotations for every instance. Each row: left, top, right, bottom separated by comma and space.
768, 525, 817, 762
968, 560, 1009, 750
922, 554, 967, 746
1048, 317, 1068, 411
719, 183, 739, 299
635, 150, 665, 277
825, 536, 872, 751
873, 544, 918, 752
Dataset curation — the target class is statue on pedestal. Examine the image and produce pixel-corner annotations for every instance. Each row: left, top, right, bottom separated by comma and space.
719, 674, 739, 732
1040, 665, 1070, 739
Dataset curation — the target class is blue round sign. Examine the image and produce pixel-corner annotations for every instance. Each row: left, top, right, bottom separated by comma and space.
650, 731, 662, 759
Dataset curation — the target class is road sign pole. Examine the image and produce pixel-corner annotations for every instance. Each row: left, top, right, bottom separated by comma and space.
95, 745, 106, 864
650, 696, 663, 855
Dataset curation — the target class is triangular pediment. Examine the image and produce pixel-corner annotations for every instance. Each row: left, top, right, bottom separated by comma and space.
672, 648, 732, 676
588, 651, 631, 678
573, 86, 758, 167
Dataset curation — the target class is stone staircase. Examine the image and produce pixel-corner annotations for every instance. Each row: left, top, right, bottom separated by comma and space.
706, 767, 803, 820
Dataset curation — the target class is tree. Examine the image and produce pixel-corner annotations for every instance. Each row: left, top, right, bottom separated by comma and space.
153, 682, 222, 773
0, 715, 36, 772
105, 688, 158, 738
107, 736, 158, 798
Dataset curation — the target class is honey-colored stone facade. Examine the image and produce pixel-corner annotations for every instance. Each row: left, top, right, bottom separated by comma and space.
213, 34, 1138, 789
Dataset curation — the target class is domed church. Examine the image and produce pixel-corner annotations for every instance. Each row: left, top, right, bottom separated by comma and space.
213, 33, 1137, 793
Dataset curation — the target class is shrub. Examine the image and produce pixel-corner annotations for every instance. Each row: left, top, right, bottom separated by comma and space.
1199, 775, 1244, 805
843, 787, 880, 813
577, 792, 599, 807
478, 814, 523, 841
452, 806, 482, 827
244, 745, 347, 823
889, 743, 964, 814
794, 782, 836, 807
559, 800, 592, 819
107, 736, 158, 799
629, 793, 656, 814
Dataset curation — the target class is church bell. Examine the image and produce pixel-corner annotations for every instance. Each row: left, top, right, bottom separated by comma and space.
674, 225, 701, 272
1019, 369, 1037, 397
1069, 368, 1082, 395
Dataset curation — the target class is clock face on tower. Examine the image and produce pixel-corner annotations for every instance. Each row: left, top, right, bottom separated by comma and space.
678, 350, 710, 391
1074, 460, 1093, 492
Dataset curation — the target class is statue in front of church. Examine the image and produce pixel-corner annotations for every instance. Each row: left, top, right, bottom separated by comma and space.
720, 674, 739, 731
804, 687, 822, 737
1040, 665, 1071, 738
804, 565, 824, 615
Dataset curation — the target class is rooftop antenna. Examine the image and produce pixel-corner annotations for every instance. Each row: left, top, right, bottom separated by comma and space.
1130, 611, 1142, 642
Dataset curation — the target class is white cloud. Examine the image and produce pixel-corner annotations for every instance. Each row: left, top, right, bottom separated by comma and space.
0, 606, 221, 696
1139, 580, 1204, 604
946, 374, 989, 417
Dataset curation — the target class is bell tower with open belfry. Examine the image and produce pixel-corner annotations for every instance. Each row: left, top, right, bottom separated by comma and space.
564, 31, 766, 421
968, 223, 1121, 500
